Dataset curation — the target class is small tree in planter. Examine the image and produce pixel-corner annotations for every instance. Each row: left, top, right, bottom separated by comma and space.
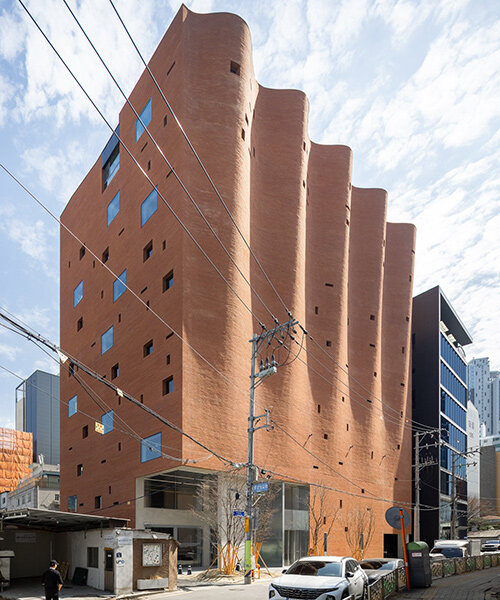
343, 506, 375, 560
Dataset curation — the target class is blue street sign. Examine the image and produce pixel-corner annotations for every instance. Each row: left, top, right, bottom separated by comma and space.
233, 510, 245, 517
253, 481, 269, 493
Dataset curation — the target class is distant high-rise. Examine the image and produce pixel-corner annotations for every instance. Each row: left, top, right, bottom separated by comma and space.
468, 358, 499, 437
15, 370, 60, 464
467, 401, 480, 500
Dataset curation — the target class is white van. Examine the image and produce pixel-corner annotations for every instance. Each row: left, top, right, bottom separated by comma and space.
430, 539, 470, 559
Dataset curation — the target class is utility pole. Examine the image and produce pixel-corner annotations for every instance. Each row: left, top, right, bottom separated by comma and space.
244, 319, 298, 585
414, 429, 441, 541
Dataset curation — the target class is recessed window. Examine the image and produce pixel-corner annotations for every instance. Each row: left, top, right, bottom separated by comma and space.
317, 404, 321, 414
111, 364, 119, 379
241, 128, 245, 140
102, 247, 109, 263
77, 464, 83, 476
324, 434, 328, 440
166, 354, 170, 365
107, 190, 120, 226
163, 270, 174, 292
68, 495, 77, 512
325, 282, 333, 287
113, 269, 127, 302
370, 314, 375, 320
101, 326, 114, 355
102, 129, 120, 190
136, 98, 152, 142
369, 343, 375, 348
230, 61, 240, 75
95, 496, 102, 509
82, 425, 88, 438
326, 340, 332, 347
79, 245, 86, 259
118, 442, 122, 451
141, 432, 162, 462
87, 547, 98, 569
102, 411, 114, 434
68, 395, 77, 417
402, 346, 405, 354
162, 240, 166, 250
144, 340, 153, 357
77, 317, 83, 331
163, 376, 173, 395
143, 240, 153, 261
73, 281, 83, 307
141, 188, 158, 226
315, 306, 319, 315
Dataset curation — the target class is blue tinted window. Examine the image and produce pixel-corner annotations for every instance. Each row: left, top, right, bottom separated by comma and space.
68, 495, 77, 511
73, 281, 83, 307
141, 188, 158, 226
440, 361, 466, 406
102, 410, 114, 434
107, 191, 120, 226
113, 269, 127, 302
68, 395, 77, 417
103, 145, 120, 189
136, 98, 152, 141
440, 333, 466, 382
141, 432, 162, 462
101, 326, 114, 354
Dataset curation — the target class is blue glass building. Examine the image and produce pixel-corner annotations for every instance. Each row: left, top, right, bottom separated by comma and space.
412, 286, 472, 544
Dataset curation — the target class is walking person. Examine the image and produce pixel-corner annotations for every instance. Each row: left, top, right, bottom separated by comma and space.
42, 560, 63, 600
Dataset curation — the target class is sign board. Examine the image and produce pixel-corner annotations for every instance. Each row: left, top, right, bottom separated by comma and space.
233, 510, 245, 517
15, 531, 36, 543
385, 506, 411, 530
253, 481, 269, 493
95, 421, 104, 434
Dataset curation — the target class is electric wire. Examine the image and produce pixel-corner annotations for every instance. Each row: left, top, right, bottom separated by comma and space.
0, 310, 243, 467
62, 0, 276, 330
106, 0, 441, 435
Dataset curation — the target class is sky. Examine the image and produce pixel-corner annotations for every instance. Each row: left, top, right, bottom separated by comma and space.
0, 0, 498, 429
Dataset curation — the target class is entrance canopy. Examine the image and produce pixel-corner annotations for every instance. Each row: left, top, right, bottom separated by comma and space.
0, 508, 128, 532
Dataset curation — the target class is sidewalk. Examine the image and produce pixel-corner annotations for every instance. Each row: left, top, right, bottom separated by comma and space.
395, 569, 500, 600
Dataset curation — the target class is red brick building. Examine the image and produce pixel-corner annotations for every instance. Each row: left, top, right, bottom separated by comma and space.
60, 6, 415, 565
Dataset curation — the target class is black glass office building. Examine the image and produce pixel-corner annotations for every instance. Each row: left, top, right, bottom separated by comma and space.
15, 370, 60, 465
412, 286, 472, 544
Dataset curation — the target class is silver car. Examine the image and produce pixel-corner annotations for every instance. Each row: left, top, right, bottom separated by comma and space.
269, 556, 368, 600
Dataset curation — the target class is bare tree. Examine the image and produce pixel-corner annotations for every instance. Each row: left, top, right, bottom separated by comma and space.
191, 470, 277, 575
343, 507, 375, 560
309, 485, 339, 555
468, 496, 498, 530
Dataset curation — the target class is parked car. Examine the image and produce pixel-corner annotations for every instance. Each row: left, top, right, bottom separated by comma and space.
269, 556, 368, 600
359, 558, 404, 584
481, 540, 500, 552
430, 540, 470, 559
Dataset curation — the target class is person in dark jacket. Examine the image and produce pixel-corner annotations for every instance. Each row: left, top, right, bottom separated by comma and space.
41, 560, 63, 600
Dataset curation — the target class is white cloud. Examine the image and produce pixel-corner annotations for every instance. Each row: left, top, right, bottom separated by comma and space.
0, 343, 20, 361
0, 7, 27, 60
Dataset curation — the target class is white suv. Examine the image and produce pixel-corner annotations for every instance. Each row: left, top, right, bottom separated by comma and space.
269, 556, 368, 600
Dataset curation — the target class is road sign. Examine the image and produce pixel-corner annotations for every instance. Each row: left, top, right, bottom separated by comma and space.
253, 481, 269, 493
233, 510, 245, 517
385, 506, 411, 530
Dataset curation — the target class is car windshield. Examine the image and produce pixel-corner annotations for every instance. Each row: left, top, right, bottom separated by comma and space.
431, 547, 462, 558
286, 561, 342, 577
380, 562, 397, 570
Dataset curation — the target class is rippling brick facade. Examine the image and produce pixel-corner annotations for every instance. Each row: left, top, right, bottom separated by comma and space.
60, 6, 415, 558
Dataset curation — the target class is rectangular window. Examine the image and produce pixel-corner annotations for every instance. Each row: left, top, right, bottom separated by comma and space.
102, 127, 120, 190
73, 281, 83, 307
111, 364, 119, 379
68, 495, 77, 512
87, 547, 98, 568
101, 326, 114, 354
141, 188, 158, 226
95, 495, 102, 509
102, 247, 109, 263
163, 270, 173, 292
77, 464, 83, 476
163, 376, 173, 395
113, 269, 127, 302
144, 340, 153, 357
141, 432, 162, 463
82, 425, 88, 438
68, 395, 77, 417
107, 191, 120, 226
102, 410, 114, 434
143, 240, 153, 261
136, 98, 152, 141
